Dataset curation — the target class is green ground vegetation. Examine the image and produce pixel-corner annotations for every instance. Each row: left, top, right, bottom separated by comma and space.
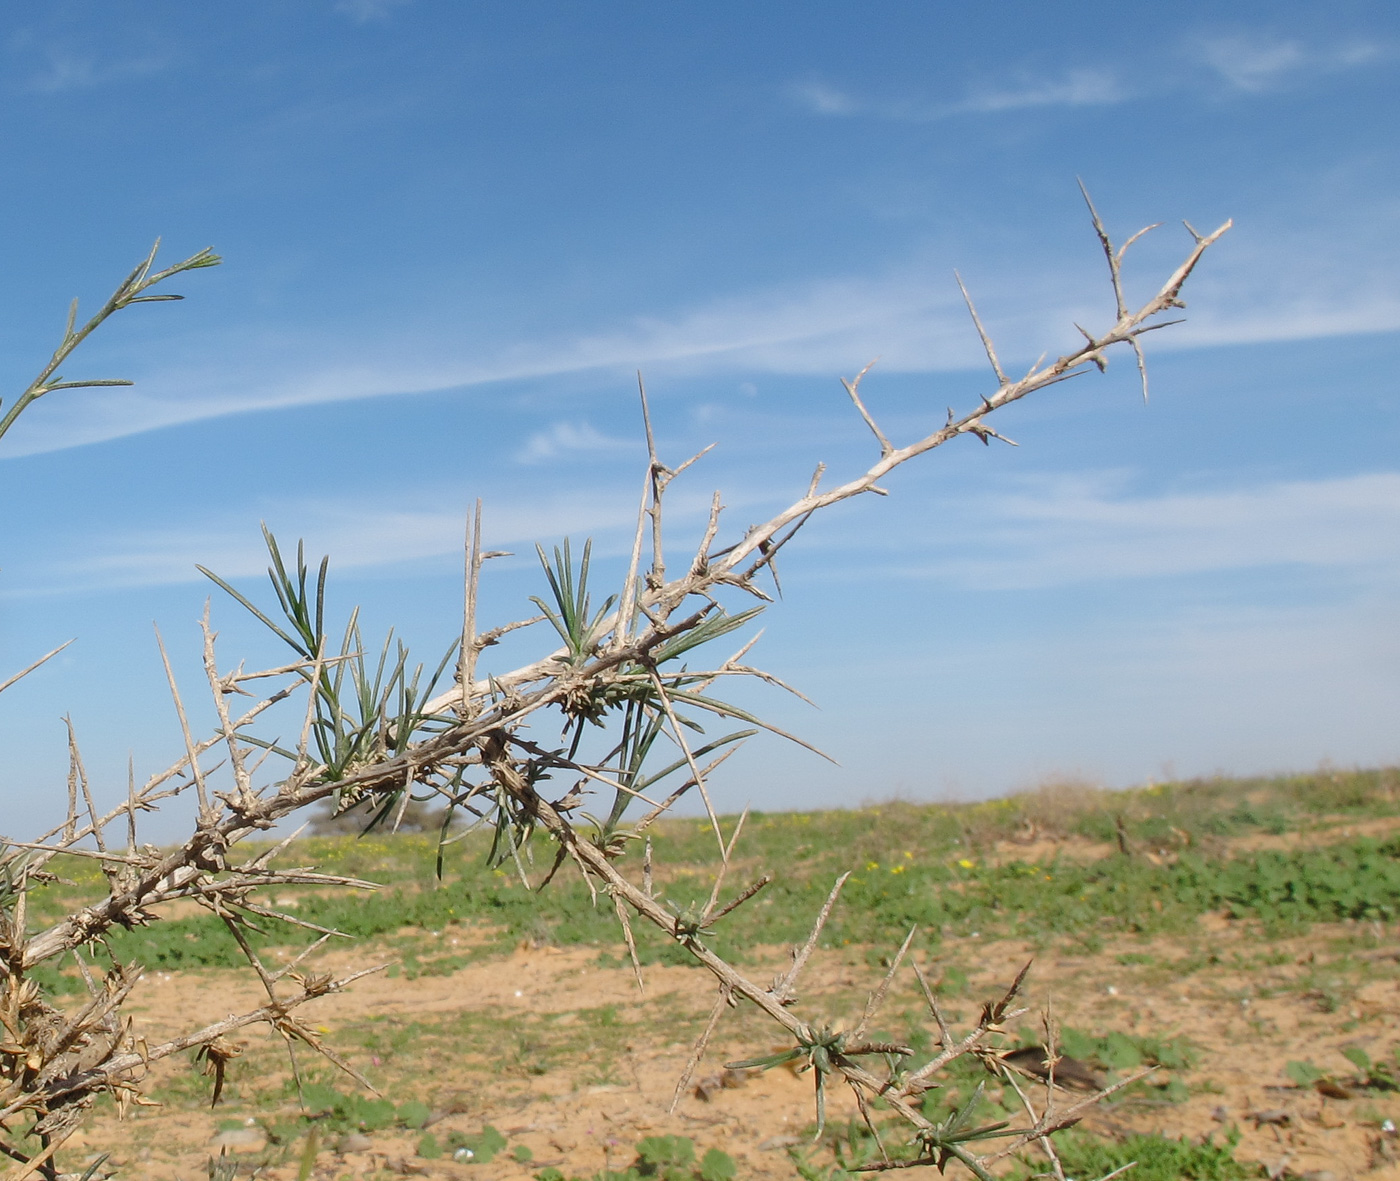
48, 766, 1398, 1178
25, 765, 1400, 984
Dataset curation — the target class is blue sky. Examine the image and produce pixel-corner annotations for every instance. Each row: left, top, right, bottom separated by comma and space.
2, 2, 1398, 839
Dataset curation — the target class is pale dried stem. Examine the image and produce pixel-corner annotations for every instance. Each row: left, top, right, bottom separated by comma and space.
201, 606, 251, 802
842, 359, 892, 456
215, 912, 362, 1099
295, 640, 328, 771
6, 214, 1229, 1175
850, 1082, 891, 1164
638, 374, 667, 586
852, 925, 918, 1042
611, 893, 644, 993
617, 461, 653, 642
633, 745, 741, 834
62, 718, 81, 846
153, 625, 210, 820
703, 804, 749, 918
911, 960, 953, 1050
1, 1126, 76, 1181
955, 271, 1008, 385
980, 1068, 1157, 1166
0, 640, 73, 698
771, 871, 851, 1004
691, 491, 725, 576
457, 498, 484, 718
270, 932, 338, 984
669, 988, 729, 1113
999, 1064, 1067, 1181
125, 755, 137, 851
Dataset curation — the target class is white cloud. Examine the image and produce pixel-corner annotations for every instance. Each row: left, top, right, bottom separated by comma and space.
956, 69, 1126, 114
333, 0, 412, 22
26, 51, 165, 94
2, 201, 1396, 460
5, 489, 648, 597
880, 471, 1400, 590
0, 271, 997, 458
515, 421, 635, 465
1195, 33, 1389, 92
786, 68, 1127, 122
786, 81, 858, 116
791, 36, 1391, 124
1198, 35, 1304, 92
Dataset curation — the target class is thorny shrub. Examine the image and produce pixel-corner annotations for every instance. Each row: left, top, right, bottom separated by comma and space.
0, 193, 1230, 1179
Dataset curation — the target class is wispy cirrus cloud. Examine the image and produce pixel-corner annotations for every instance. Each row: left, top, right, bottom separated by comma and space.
792, 34, 1392, 124
3, 488, 648, 597
22, 467, 1399, 600
786, 67, 1127, 123
25, 50, 166, 94
4, 226, 1398, 461
872, 471, 1400, 591
332, 0, 412, 23
515, 421, 636, 465
1194, 32, 1389, 93
3, 182, 1397, 462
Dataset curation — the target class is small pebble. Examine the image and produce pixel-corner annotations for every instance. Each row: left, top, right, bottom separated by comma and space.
338, 1133, 373, 1154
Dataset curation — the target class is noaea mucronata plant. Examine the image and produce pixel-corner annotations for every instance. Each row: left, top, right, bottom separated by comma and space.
0, 192, 1229, 1180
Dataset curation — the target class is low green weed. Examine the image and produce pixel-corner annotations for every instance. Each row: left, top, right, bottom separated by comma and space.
418, 1124, 506, 1163
1054, 1027, 1198, 1072
1028, 1129, 1265, 1181
534, 1135, 736, 1181
1288, 1043, 1400, 1093
792, 1122, 1263, 1181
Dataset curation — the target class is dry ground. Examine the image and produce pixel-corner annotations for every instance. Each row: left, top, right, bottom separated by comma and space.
55, 819, 1400, 1181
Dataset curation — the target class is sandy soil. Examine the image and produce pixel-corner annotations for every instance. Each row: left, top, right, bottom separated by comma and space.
52, 918, 1399, 1181
48, 820, 1400, 1181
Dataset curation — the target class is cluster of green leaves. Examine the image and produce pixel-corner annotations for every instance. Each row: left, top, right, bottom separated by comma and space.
535, 1135, 736, 1181
295, 1081, 430, 1133
205, 1082, 549, 1172
1031, 1130, 1265, 1181
198, 526, 767, 871
228, 1081, 434, 1149
1288, 1043, 1400, 1092
200, 530, 458, 790
416, 1123, 508, 1163
1053, 1027, 1197, 1072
